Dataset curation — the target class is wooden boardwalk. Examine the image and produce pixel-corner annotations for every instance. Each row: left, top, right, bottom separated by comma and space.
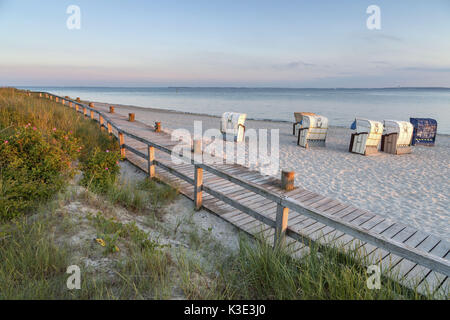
41, 92, 449, 298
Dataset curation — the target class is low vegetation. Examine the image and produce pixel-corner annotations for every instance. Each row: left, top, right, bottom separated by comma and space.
0, 88, 441, 300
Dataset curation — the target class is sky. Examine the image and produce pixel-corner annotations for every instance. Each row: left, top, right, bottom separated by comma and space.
1, 0, 450, 87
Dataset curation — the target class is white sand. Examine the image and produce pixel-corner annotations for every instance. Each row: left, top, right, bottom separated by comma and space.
94, 101, 450, 241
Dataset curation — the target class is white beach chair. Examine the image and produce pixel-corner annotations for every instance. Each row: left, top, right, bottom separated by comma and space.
293, 112, 316, 135
297, 114, 328, 148
381, 120, 413, 155
349, 119, 383, 155
220, 112, 247, 142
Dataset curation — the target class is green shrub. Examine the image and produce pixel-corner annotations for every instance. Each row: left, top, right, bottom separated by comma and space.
0, 125, 80, 220
80, 147, 121, 193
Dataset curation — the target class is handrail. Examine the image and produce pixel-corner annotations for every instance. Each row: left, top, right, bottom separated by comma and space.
36, 91, 450, 277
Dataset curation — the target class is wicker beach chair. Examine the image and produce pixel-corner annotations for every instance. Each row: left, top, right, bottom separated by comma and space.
349, 119, 383, 156
410, 118, 437, 146
220, 112, 247, 142
297, 114, 328, 148
293, 112, 316, 135
381, 120, 413, 155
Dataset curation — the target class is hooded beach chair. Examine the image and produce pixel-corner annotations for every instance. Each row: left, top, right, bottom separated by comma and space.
409, 118, 437, 146
349, 119, 383, 155
292, 112, 316, 135
381, 120, 413, 155
297, 114, 328, 148
220, 112, 247, 142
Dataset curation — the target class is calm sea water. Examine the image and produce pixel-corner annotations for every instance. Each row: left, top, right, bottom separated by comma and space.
23, 87, 450, 134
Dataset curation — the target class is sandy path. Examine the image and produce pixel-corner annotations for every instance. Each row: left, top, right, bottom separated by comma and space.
93, 101, 450, 241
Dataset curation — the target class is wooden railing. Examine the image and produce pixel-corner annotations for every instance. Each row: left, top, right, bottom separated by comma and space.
36, 91, 450, 277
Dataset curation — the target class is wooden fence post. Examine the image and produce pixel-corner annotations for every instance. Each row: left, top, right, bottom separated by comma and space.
193, 139, 202, 164
148, 146, 155, 178
128, 113, 135, 122
55, 97, 59, 103
61, 99, 65, 105
99, 115, 104, 130
194, 165, 203, 210
107, 123, 112, 135
75, 104, 79, 112
109, 106, 115, 113
83, 107, 87, 117
155, 122, 161, 132
119, 132, 126, 158
281, 170, 295, 191
39, 93, 42, 98
89, 103, 95, 120
76, 97, 81, 103
69, 101, 72, 108
274, 202, 289, 247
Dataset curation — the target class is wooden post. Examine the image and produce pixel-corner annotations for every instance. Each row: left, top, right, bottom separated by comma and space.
76, 97, 81, 103
75, 104, 79, 112
61, 99, 65, 105
281, 170, 295, 191
99, 115, 104, 130
107, 123, 112, 135
55, 97, 59, 103
39, 93, 42, 98
148, 146, 155, 178
50, 95, 53, 100
119, 132, 126, 158
69, 101, 73, 108
193, 139, 202, 164
128, 113, 135, 122
155, 122, 161, 132
109, 106, 115, 113
194, 165, 203, 210
89, 103, 95, 119
83, 107, 87, 117
274, 203, 289, 247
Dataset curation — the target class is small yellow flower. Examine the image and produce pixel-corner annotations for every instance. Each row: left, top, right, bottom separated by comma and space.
95, 238, 106, 247
114, 245, 120, 252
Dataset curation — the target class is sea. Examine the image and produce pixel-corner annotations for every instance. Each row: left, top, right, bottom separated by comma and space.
21, 87, 450, 134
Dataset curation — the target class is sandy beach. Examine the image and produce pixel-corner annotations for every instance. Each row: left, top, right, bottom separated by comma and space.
93, 101, 450, 241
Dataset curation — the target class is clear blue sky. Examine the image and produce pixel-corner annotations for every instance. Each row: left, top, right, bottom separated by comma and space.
1, 0, 450, 87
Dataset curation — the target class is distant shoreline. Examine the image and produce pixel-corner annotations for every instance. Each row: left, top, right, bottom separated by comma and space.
17, 86, 450, 90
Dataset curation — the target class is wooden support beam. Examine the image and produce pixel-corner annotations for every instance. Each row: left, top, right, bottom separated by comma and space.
274, 203, 289, 247
194, 165, 203, 210
148, 146, 155, 178
119, 132, 126, 158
